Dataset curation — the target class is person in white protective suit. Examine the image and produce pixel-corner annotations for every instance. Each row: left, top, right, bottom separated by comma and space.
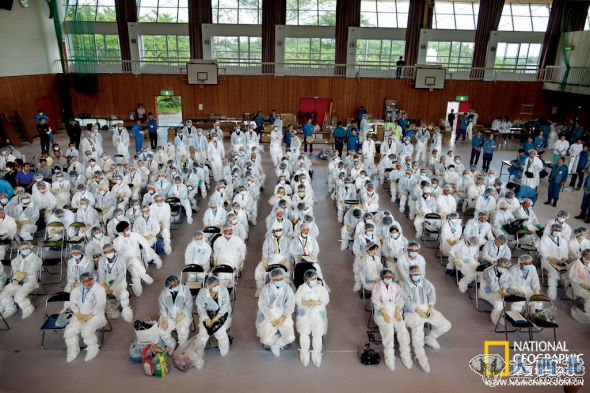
113, 221, 159, 297
569, 227, 590, 260
381, 224, 408, 270
372, 268, 413, 371
440, 212, 462, 258
111, 175, 132, 209
492, 200, 516, 236
159, 275, 193, 355
184, 230, 212, 282
414, 126, 430, 163
361, 133, 377, 176
481, 234, 511, 265
352, 222, 379, 258
257, 268, 296, 357
112, 123, 130, 159
0, 242, 42, 318
509, 254, 542, 316
448, 235, 481, 293
97, 243, 133, 324
255, 228, 292, 297
543, 209, 572, 241
167, 176, 193, 224
193, 275, 232, 369
226, 212, 247, 241
341, 207, 364, 251
436, 184, 457, 219
51, 172, 71, 209
125, 199, 142, 225
569, 248, 590, 318
540, 223, 570, 300
414, 186, 438, 239
64, 272, 107, 363
123, 165, 143, 201
465, 176, 486, 213
133, 205, 160, 253
521, 149, 544, 190
294, 214, 319, 239
361, 182, 379, 214
85, 226, 109, 266
295, 269, 329, 367
463, 211, 494, 247
203, 199, 227, 229
397, 168, 415, 214
290, 224, 324, 277
71, 184, 95, 209
478, 257, 513, 325
213, 225, 246, 272
231, 126, 247, 153
106, 208, 128, 240
337, 177, 358, 222
354, 243, 383, 293
13, 194, 39, 241
0, 210, 17, 263
270, 126, 284, 167
64, 244, 95, 293
95, 184, 116, 223
387, 162, 404, 203
399, 137, 414, 162
397, 241, 426, 285
208, 135, 225, 182
150, 194, 172, 255
402, 265, 451, 373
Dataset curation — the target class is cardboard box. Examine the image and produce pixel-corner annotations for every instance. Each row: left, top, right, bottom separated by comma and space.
281, 113, 297, 126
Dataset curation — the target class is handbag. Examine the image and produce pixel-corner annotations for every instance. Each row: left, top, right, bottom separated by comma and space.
204, 310, 228, 335
524, 171, 534, 178
55, 307, 73, 328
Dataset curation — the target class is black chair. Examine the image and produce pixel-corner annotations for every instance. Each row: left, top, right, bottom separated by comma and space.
180, 264, 205, 296
421, 213, 442, 247
166, 197, 183, 228
528, 294, 559, 342
211, 264, 237, 301
494, 294, 533, 345
293, 262, 316, 288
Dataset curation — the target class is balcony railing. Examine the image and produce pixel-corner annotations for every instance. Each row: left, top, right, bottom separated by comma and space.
54, 59, 590, 86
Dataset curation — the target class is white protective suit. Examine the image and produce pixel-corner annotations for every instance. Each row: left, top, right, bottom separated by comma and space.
448, 238, 480, 292
539, 233, 570, 300
256, 282, 296, 351
113, 232, 159, 296
195, 285, 232, 365
0, 251, 42, 317
569, 260, 590, 315
0, 215, 17, 261
159, 284, 193, 352
295, 279, 330, 367
150, 201, 172, 255
213, 234, 246, 271
478, 264, 513, 324
97, 254, 133, 322
112, 127, 130, 159
65, 256, 95, 293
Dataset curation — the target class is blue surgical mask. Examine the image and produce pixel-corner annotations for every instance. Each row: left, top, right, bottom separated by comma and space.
21, 249, 32, 257
383, 278, 393, 285
308, 280, 318, 287
212, 286, 221, 293
410, 274, 421, 284
170, 285, 180, 293
497, 267, 507, 274
274, 281, 285, 289
409, 251, 417, 258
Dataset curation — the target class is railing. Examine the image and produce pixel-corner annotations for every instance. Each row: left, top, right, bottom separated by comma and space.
54, 59, 590, 86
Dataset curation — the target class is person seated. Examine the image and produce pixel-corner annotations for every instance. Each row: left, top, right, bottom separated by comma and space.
354, 243, 383, 293
340, 207, 364, 251
0, 210, 17, 261
448, 235, 480, 292
0, 242, 42, 319
167, 176, 193, 224
361, 183, 379, 214
381, 224, 408, 270
97, 243, 133, 323
402, 265, 451, 373
475, 187, 496, 219
397, 241, 426, 285
256, 268, 296, 357
493, 200, 516, 236
213, 224, 246, 272
194, 275, 232, 369
539, 223, 570, 300
508, 149, 527, 181
158, 275, 193, 355
255, 229, 292, 297
569, 227, 590, 260
150, 194, 172, 255
436, 185, 457, 219
371, 268, 412, 371
543, 209, 572, 240
203, 199, 227, 229
64, 244, 95, 293
414, 186, 438, 239
569, 248, 590, 319
289, 224, 324, 282
352, 222, 379, 258
478, 257, 513, 325
440, 212, 462, 258
509, 255, 541, 316
13, 194, 39, 241
481, 234, 511, 265
294, 269, 330, 368
463, 211, 493, 247
64, 272, 107, 363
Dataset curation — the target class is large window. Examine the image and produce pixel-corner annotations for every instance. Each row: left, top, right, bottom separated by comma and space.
360, 0, 409, 28
65, 0, 117, 22
426, 41, 474, 68
494, 42, 541, 71
284, 37, 336, 65
432, 1, 479, 30
141, 35, 190, 62
138, 0, 189, 23
212, 0, 262, 24
356, 39, 405, 66
212, 36, 262, 63
68, 34, 121, 61
498, 3, 550, 32
286, 0, 337, 26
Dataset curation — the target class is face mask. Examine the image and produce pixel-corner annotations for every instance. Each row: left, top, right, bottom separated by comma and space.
392, 233, 400, 239
383, 278, 393, 285
224, 234, 232, 239
79, 205, 87, 210
212, 286, 221, 293
21, 199, 30, 205
497, 267, 507, 274
308, 280, 318, 288
557, 218, 565, 224
0, 198, 7, 204
40, 189, 47, 193
73, 254, 81, 260
301, 233, 308, 238
409, 251, 417, 258
274, 281, 285, 289
170, 285, 180, 293
94, 233, 103, 240
552, 231, 561, 237
21, 249, 32, 257
522, 265, 535, 272
410, 274, 421, 284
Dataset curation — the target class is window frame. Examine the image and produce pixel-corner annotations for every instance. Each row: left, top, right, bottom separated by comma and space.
425, 40, 475, 70
137, 0, 189, 23
494, 41, 542, 72
432, 1, 479, 30
286, 0, 337, 26
211, 35, 263, 64
140, 34, 191, 63
64, 0, 117, 22
360, 0, 410, 28
67, 33, 122, 63
284, 37, 336, 66
498, 3, 550, 32
211, 0, 262, 24
355, 39, 406, 67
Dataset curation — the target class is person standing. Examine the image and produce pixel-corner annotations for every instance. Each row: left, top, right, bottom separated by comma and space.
66, 119, 82, 150
303, 118, 314, 155
470, 130, 484, 166
131, 120, 143, 154
37, 118, 51, 154
147, 112, 158, 150
455, 113, 470, 142
136, 103, 146, 122
347, 129, 360, 153
481, 134, 497, 171
332, 121, 346, 157
395, 56, 405, 79
254, 111, 265, 134
521, 149, 544, 190
545, 157, 569, 207
447, 109, 456, 133
570, 144, 589, 190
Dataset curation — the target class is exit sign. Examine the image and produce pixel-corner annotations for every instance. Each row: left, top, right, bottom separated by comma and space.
456, 96, 469, 101
161, 90, 174, 96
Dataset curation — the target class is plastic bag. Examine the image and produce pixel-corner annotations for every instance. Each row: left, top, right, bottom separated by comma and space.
130, 339, 151, 363
134, 319, 160, 344
142, 344, 170, 377
55, 307, 73, 328
173, 335, 204, 372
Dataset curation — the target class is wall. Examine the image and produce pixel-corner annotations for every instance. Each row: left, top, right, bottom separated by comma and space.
0, 1, 60, 77
0, 74, 60, 132
67, 74, 554, 125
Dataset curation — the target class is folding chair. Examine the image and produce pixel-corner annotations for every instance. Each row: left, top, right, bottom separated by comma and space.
166, 197, 183, 229
66, 222, 88, 253
293, 262, 316, 288
472, 263, 493, 312
211, 264, 237, 301
494, 294, 533, 345
421, 213, 442, 247
528, 294, 559, 342
40, 224, 66, 284
203, 226, 221, 242
180, 264, 205, 298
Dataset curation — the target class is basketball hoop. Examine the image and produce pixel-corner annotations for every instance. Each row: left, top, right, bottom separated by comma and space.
198, 78, 206, 89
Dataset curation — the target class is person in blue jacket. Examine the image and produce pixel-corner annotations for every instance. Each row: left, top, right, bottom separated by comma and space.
455, 114, 470, 142
481, 134, 497, 171
470, 130, 484, 166
534, 131, 546, 153
254, 111, 265, 134
508, 149, 527, 181
147, 112, 158, 149
284, 124, 293, 148
545, 157, 569, 207
570, 144, 589, 189
576, 174, 590, 222
303, 118, 314, 154
347, 129, 359, 153
332, 121, 346, 157
131, 120, 143, 153
523, 136, 535, 154
0, 179, 14, 199
507, 182, 538, 205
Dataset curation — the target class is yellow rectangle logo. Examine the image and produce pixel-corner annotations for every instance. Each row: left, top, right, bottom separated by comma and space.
484, 341, 510, 377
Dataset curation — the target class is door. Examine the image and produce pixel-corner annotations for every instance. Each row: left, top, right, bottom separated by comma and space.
35, 96, 57, 132
155, 96, 183, 143
446, 101, 460, 133
455, 101, 473, 134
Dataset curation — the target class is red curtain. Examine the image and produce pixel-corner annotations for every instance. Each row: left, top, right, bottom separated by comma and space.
115, 0, 137, 63
404, 0, 432, 66
335, 0, 361, 75
472, 0, 504, 68
262, 0, 286, 73
189, 0, 212, 59
540, 0, 590, 68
